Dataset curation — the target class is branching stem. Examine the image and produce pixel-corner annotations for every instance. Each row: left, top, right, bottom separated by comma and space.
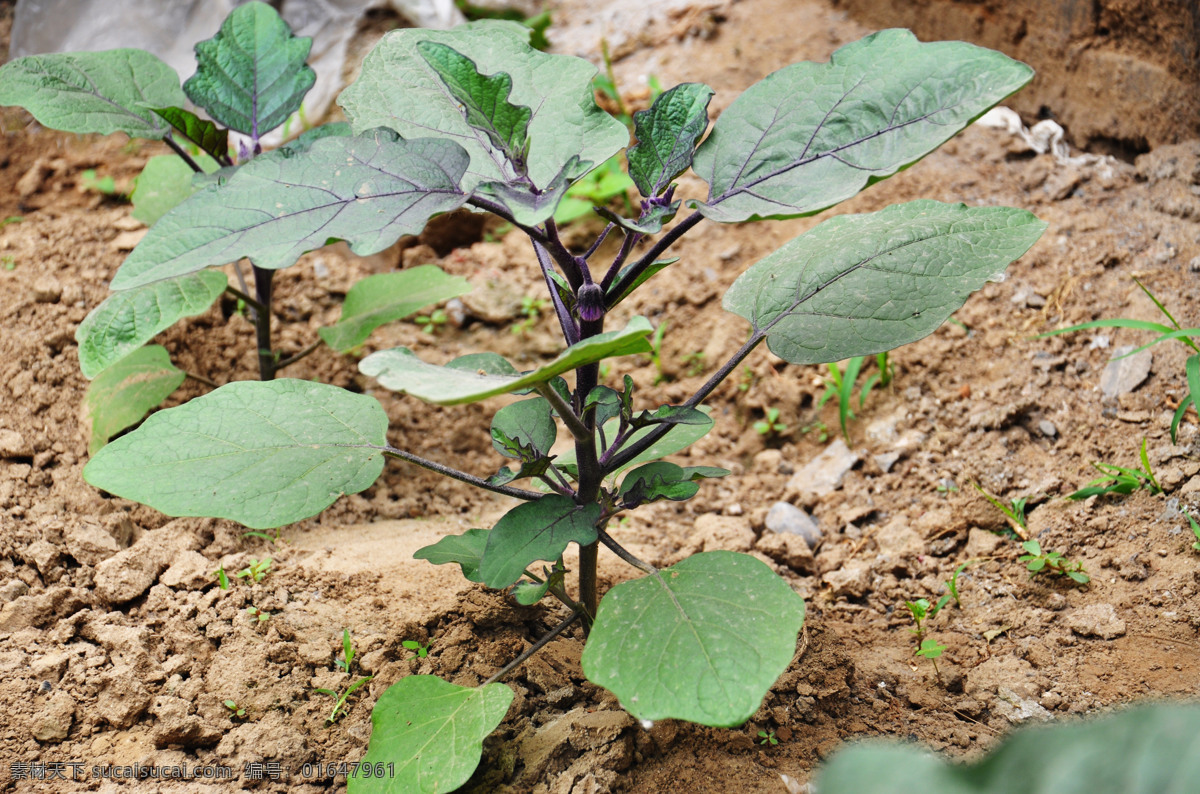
597, 529, 657, 575
275, 339, 322, 372
223, 284, 267, 316
535, 382, 589, 442
381, 446, 542, 502
162, 132, 204, 174
482, 611, 580, 686
605, 210, 704, 302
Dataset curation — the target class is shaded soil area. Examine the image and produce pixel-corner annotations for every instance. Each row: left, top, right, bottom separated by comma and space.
3, 0, 1200, 791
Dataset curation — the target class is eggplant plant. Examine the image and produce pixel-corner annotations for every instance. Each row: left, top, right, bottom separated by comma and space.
66, 17, 1043, 792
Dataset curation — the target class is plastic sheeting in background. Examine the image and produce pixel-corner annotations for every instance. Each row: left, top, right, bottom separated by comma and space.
9, 0, 466, 133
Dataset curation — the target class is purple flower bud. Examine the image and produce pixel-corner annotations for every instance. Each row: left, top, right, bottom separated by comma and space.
577, 282, 605, 322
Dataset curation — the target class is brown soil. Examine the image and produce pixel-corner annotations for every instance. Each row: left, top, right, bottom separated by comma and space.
3, 0, 1200, 791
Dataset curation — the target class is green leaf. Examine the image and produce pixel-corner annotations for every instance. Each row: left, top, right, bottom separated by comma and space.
351, 675, 512, 794
512, 578, 552, 605
319, 265, 472, 352
490, 398, 556, 460
413, 528, 489, 583
605, 257, 679, 308
691, 30, 1033, 222
724, 201, 1046, 364
83, 379, 387, 529
0, 50, 184, 138
85, 346, 185, 455
416, 41, 532, 171
130, 153, 220, 226
581, 551, 805, 726
149, 107, 229, 160
472, 155, 589, 226
479, 496, 601, 589
817, 703, 1200, 794
76, 270, 227, 379
183, 1, 316, 138
616, 462, 700, 505
340, 20, 628, 192
111, 129, 469, 289
361, 316, 653, 405
627, 82, 714, 198
594, 201, 680, 235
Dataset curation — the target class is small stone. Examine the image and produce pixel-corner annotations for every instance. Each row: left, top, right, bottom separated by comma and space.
822, 562, 872, 599
996, 686, 1053, 724
16, 159, 50, 199
1037, 419, 1058, 437
1067, 603, 1126, 639
764, 502, 822, 549
32, 276, 62, 303
0, 428, 32, 458
785, 439, 860, 504
461, 275, 523, 324
873, 452, 901, 473
1189, 255, 1200, 273
1100, 346, 1152, 398
30, 691, 75, 743
0, 579, 29, 602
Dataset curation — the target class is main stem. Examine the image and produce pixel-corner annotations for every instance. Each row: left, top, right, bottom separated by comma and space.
253, 265, 275, 381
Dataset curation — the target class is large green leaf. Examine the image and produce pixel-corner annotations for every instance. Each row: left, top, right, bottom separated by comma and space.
111, 129, 469, 289
724, 201, 1046, 364
360, 316, 653, 405
339, 20, 629, 192
84, 346, 184, 455
818, 704, 1200, 794
416, 41, 531, 172
83, 379, 387, 529
479, 496, 600, 589
130, 152, 220, 226
691, 30, 1033, 222
319, 266, 472, 352
413, 528, 489, 583
76, 270, 227, 379
0, 50, 184, 139
183, 1, 315, 139
350, 676, 513, 794
490, 397, 556, 460
627, 83, 714, 198
581, 551, 805, 726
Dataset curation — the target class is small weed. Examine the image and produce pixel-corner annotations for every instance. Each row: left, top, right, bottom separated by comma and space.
0, 216, 21, 227
237, 557, 272, 583
737, 365, 755, 393
223, 699, 246, 719
242, 528, 284, 545
1, 256, 15, 271
800, 420, 829, 443
647, 321, 669, 385
79, 168, 121, 196
402, 639, 431, 659
1068, 438, 1162, 500
758, 729, 779, 746
904, 596, 949, 646
915, 638, 946, 680
681, 350, 706, 377
1018, 540, 1089, 585
944, 559, 981, 609
972, 482, 1029, 535
935, 479, 959, 494
753, 407, 788, 437
817, 352, 893, 441
1185, 510, 1200, 552
335, 628, 359, 673
315, 676, 373, 725
511, 296, 548, 335
414, 308, 449, 334
213, 565, 231, 590
246, 606, 270, 623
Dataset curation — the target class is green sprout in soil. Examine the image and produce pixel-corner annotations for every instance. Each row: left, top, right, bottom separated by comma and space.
414, 308, 450, 334
246, 605, 271, 623
223, 699, 247, 719
237, 557, 272, 583
402, 639, 431, 659
972, 482, 1030, 535
817, 351, 893, 441
1018, 540, 1089, 585
213, 565, 231, 590
754, 406, 788, 437
1185, 510, 1200, 552
1068, 438, 1162, 500
758, 729, 779, 746
317, 628, 372, 724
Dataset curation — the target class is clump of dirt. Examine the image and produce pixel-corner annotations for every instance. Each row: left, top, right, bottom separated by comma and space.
3, 0, 1200, 792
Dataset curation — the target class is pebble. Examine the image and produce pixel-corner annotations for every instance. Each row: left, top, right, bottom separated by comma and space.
1100, 346, 1152, 398
1067, 603, 1126, 639
1037, 419, 1058, 437
32, 276, 62, 303
785, 439, 860, 503
764, 502, 822, 549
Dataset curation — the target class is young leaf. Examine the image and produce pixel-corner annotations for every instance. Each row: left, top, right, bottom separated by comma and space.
723, 201, 1047, 364
817, 703, 1200, 794
83, 380, 388, 529
85, 346, 185, 455
318, 266, 473, 352
617, 462, 701, 505
0, 50, 184, 139
183, 0, 316, 139
581, 551, 806, 726
479, 496, 601, 589
605, 257, 679, 308
76, 270, 227, 379
360, 316, 653, 405
490, 398, 556, 461
111, 129, 469, 289
627, 82, 714, 198
416, 41, 532, 171
351, 675, 513, 794
472, 155, 590, 226
594, 201, 681, 236
340, 20, 628, 192
413, 528, 490, 583
130, 152, 220, 227
149, 107, 229, 160
691, 30, 1033, 222
512, 578, 552, 605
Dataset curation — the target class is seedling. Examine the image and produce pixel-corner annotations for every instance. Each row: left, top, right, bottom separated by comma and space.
0, 2, 472, 452
758, 729, 779, 746
512, 296, 549, 335
915, 638, 946, 681
1, 256, 16, 271
817, 352, 892, 441
213, 565, 231, 590
1068, 438, 1162, 500
223, 699, 247, 719
682, 350, 706, 377
1043, 278, 1200, 441
754, 406, 789, 437
414, 308, 450, 334
334, 629, 359, 674
646, 320, 669, 384
1185, 510, 1200, 552
904, 597, 949, 647
315, 676, 374, 725
402, 639, 431, 659
237, 557, 272, 583
74, 20, 1043, 790
972, 482, 1030, 537
943, 559, 982, 609
1018, 540, 1090, 585
246, 606, 271, 623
